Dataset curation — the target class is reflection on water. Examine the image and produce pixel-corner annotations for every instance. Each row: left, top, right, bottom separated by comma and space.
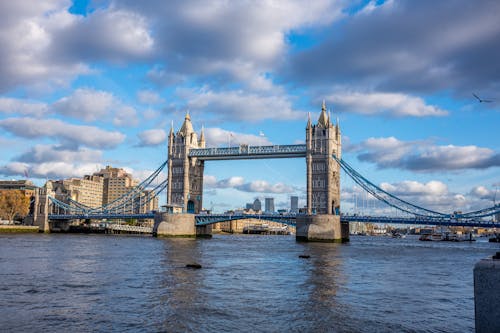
0, 233, 497, 332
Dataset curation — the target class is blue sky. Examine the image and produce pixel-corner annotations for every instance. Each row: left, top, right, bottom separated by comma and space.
0, 0, 498, 214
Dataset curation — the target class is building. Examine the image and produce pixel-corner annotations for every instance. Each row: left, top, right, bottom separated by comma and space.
48, 166, 158, 214
253, 198, 262, 212
0, 180, 37, 198
265, 197, 275, 213
134, 189, 159, 213
290, 196, 298, 213
93, 166, 139, 204
50, 175, 104, 208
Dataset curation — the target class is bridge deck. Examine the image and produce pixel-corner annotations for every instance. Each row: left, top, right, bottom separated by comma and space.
46, 213, 500, 228
189, 144, 306, 160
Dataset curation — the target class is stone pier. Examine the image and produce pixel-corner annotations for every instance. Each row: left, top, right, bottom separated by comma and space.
153, 212, 211, 238
153, 212, 196, 237
296, 214, 349, 243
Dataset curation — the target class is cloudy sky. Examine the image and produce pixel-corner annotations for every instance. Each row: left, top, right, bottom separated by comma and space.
0, 0, 498, 214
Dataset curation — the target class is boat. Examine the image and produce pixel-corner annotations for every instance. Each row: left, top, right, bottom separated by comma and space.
489, 234, 500, 243
419, 230, 475, 242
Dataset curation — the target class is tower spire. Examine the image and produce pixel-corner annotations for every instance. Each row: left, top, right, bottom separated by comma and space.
318, 100, 329, 128
199, 125, 205, 147
179, 110, 193, 136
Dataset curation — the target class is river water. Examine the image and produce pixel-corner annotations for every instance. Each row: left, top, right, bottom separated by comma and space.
0, 233, 498, 332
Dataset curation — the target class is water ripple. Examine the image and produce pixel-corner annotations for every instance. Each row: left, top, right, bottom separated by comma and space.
0, 233, 496, 332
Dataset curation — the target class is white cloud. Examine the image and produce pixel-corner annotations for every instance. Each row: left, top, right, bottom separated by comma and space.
0, 161, 103, 179
342, 181, 493, 215
31, 162, 103, 179
328, 91, 448, 117
204, 175, 294, 194
380, 180, 448, 196
238, 180, 294, 194
215, 176, 245, 188
204, 127, 271, 147
113, 105, 138, 127
287, 1, 500, 98
52, 88, 115, 121
0, 97, 48, 117
16, 144, 102, 163
137, 90, 164, 105
356, 137, 500, 172
0, 117, 125, 149
0, 2, 90, 92
469, 186, 495, 200
179, 88, 304, 122
137, 129, 167, 146
0, 3, 154, 92
203, 175, 217, 187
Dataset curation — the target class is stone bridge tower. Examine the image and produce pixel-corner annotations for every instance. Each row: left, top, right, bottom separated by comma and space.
167, 113, 205, 213
306, 101, 341, 215
298, 101, 347, 242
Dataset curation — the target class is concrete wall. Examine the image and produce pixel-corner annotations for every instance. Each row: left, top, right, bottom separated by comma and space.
296, 214, 349, 242
153, 212, 196, 237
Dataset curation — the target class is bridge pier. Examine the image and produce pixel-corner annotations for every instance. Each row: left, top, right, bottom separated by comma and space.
154, 212, 212, 238
296, 214, 349, 243
33, 188, 50, 233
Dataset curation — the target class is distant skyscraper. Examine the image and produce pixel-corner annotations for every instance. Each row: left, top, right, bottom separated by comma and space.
253, 198, 261, 211
290, 196, 298, 213
246, 203, 253, 210
265, 197, 275, 213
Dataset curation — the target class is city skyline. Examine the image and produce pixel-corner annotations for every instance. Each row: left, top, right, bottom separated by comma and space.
0, 1, 498, 214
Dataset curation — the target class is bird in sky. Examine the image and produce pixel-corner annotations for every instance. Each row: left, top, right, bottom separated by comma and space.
472, 93, 493, 103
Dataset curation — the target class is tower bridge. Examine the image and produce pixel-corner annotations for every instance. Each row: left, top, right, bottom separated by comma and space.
31, 102, 500, 237
160, 102, 346, 241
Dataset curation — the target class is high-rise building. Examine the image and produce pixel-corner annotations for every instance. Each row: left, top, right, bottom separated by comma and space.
253, 198, 261, 212
290, 196, 298, 213
265, 197, 274, 213
93, 166, 139, 204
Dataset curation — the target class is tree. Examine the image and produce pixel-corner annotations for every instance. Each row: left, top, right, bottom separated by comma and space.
0, 190, 30, 224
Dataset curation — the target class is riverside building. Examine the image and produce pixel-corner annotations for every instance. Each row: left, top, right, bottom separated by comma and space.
48, 166, 158, 213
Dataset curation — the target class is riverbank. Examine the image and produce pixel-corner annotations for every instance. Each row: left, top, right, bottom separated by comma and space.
0, 225, 39, 233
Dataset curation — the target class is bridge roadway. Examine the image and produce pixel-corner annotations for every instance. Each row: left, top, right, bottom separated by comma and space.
188, 144, 307, 160
47, 213, 500, 228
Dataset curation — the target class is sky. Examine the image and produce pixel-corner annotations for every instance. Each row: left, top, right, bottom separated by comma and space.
0, 0, 498, 214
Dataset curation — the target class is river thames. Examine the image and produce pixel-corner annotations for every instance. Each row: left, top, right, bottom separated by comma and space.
0, 233, 498, 332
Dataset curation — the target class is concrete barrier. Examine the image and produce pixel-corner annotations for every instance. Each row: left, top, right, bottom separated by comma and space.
474, 252, 500, 333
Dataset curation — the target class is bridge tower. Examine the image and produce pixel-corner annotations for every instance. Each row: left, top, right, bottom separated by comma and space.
298, 101, 348, 242
33, 187, 50, 232
167, 113, 205, 213
306, 100, 341, 215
